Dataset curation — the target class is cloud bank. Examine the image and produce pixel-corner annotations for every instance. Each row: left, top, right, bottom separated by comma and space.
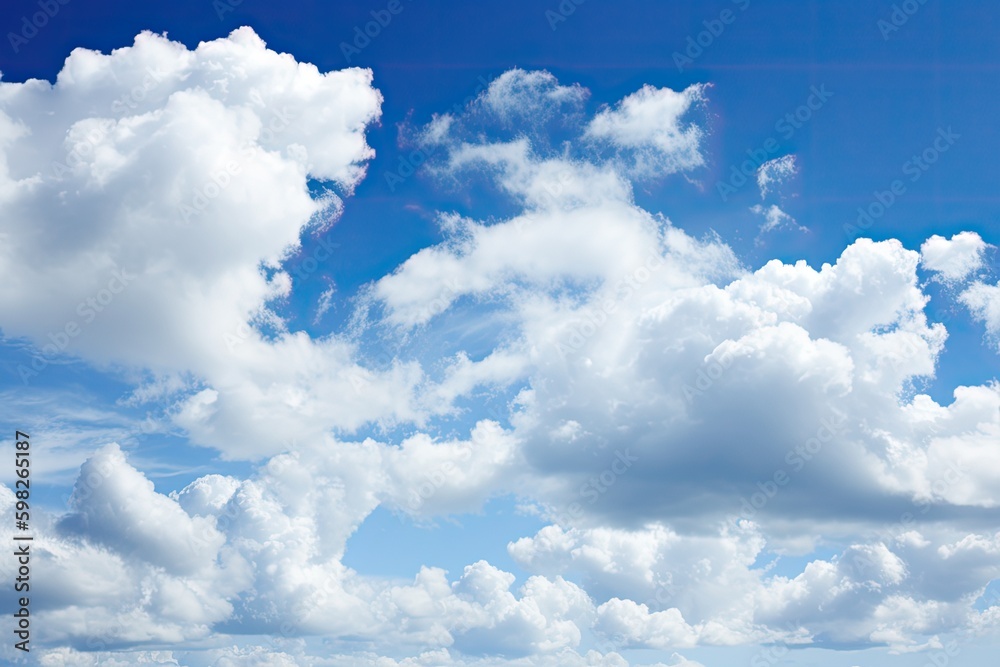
0, 32, 998, 666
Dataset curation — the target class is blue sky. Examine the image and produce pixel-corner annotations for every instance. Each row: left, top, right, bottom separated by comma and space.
1, 1, 1000, 665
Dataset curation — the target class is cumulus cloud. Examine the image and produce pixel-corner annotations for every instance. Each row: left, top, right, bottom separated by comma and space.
921, 232, 988, 283
0, 27, 380, 371
585, 84, 708, 177
349, 71, 1000, 650
0, 27, 429, 459
4, 46, 1000, 664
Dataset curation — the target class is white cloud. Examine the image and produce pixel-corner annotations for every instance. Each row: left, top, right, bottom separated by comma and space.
960, 280, 1000, 349
750, 203, 806, 237
585, 84, 708, 177
0, 27, 425, 459
4, 51, 1000, 663
478, 68, 588, 127
756, 155, 797, 199
921, 232, 988, 283
0, 27, 380, 371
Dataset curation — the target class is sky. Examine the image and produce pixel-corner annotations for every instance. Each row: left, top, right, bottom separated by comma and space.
0, 0, 999, 665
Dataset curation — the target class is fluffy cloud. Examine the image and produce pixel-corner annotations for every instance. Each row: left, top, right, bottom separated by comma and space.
0, 27, 380, 371
4, 44, 1000, 664
353, 69, 1000, 649
479, 68, 589, 128
585, 84, 707, 177
0, 27, 430, 458
921, 232, 988, 283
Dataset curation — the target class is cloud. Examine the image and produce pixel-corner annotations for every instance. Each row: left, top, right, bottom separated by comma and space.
0, 27, 380, 371
921, 232, 988, 283
585, 84, 708, 177
0, 27, 424, 458
756, 155, 797, 198
478, 68, 589, 128
750, 203, 806, 237
4, 51, 1000, 663
960, 280, 1000, 349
